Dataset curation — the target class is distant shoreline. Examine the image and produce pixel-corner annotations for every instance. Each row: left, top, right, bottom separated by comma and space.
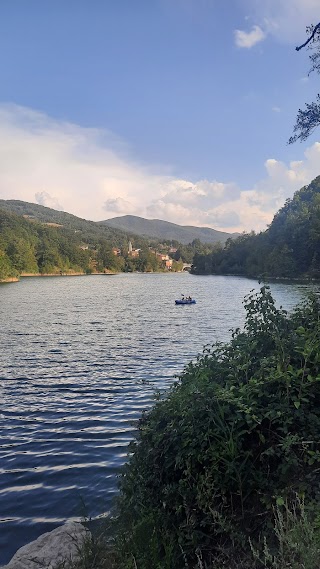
21, 272, 88, 277
0, 276, 20, 283
0, 270, 188, 284
0, 272, 105, 283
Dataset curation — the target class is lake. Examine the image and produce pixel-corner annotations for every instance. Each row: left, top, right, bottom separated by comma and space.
0, 273, 316, 563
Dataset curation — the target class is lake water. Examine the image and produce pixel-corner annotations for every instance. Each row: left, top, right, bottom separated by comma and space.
0, 273, 316, 564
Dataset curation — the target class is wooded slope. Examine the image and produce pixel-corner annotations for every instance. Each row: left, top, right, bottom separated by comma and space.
192, 175, 320, 279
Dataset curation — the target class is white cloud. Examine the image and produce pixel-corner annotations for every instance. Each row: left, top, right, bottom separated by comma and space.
103, 197, 137, 215
272, 106, 281, 113
147, 147, 320, 232
35, 191, 64, 211
241, 0, 320, 43
0, 103, 319, 234
234, 25, 266, 48
0, 104, 170, 221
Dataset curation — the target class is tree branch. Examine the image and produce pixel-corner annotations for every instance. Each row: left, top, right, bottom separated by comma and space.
296, 23, 320, 51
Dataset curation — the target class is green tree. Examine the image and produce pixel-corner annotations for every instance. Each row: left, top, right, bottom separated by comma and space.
0, 249, 16, 280
289, 23, 320, 143
7, 237, 38, 273
36, 237, 63, 273
96, 240, 119, 272
137, 248, 160, 272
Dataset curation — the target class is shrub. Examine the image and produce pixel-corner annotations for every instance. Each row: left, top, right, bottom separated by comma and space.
115, 287, 320, 568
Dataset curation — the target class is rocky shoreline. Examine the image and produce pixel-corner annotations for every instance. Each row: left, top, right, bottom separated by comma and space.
2, 523, 89, 569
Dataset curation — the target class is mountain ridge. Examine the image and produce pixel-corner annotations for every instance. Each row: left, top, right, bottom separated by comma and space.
0, 201, 237, 245
101, 214, 237, 245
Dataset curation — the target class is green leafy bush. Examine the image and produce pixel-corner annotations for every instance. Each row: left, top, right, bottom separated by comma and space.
115, 287, 320, 568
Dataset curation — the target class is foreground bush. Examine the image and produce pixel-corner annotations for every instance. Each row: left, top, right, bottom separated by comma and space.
114, 287, 320, 568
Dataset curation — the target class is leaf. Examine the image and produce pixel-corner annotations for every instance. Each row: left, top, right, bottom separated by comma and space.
294, 401, 301, 409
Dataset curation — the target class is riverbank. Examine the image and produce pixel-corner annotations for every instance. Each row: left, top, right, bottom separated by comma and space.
0, 277, 19, 283
21, 272, 87, 277
0, 271, 119, 283
1, 269, 187, 284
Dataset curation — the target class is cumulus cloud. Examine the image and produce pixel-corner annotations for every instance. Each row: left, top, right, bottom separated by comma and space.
35, 191, 64, 211
103, 197, 137, 214
234, 25, 266, 48
0, 103, 170, 221
240, 0, 320, 44
158, 179, 228, 206
0, 103, 319, 233
148, 146, 320, 232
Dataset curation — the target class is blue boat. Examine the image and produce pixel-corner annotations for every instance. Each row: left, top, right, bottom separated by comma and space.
175, 298, 196, 305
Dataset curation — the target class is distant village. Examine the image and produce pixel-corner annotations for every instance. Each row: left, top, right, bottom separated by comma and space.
111, 241, 178, 270
78, 240, 191, 273
18, 216, 190, 274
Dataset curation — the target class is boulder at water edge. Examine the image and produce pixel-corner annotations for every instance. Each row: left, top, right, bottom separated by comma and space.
3, 522, 90, 569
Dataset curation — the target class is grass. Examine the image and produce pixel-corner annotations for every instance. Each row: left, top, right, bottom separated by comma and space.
57, 498, 320, 569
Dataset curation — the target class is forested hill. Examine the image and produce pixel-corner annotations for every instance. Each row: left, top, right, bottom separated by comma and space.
0, 200, 143, 247
0, 202, 221, 280
192, 175, 320, 279
0, 208, 93, 279
101, 215, 236, 245
0, 201, 236, 245
0, 204, 153, 280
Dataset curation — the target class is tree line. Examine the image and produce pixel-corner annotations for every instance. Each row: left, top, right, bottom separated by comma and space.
192, 175, 320, 279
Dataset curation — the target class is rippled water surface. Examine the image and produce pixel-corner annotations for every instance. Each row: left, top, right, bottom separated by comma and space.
0, 273, 316, 563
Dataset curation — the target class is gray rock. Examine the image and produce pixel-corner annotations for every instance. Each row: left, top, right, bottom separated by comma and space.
3, 522, 90, 569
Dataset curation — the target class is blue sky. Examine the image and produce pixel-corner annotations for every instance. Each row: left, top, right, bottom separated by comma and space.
0, 0, 319, 232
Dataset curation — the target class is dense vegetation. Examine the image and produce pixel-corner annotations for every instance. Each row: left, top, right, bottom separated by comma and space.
0, 209, 93, 279
0, 202, 222, 280
192, 176, 320, 279
0, 199, 147, 249
0, 208, 168, 279
107, 287, 320, 568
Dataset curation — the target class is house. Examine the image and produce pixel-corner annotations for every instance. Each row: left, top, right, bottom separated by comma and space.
156, 253, 169, 261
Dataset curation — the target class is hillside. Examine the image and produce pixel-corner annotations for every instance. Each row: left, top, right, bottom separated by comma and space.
0, 201, 222, 280
0, 200, 235, 246
0, 200, 142, 248
192, 175, 320, 279
0, 208, 94, 279
101, 215, 236, 245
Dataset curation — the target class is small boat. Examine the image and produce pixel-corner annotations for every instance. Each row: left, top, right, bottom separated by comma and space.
175, 298, 196, 305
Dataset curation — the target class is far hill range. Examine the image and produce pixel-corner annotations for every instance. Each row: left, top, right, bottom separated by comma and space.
0, 200, 237, 245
